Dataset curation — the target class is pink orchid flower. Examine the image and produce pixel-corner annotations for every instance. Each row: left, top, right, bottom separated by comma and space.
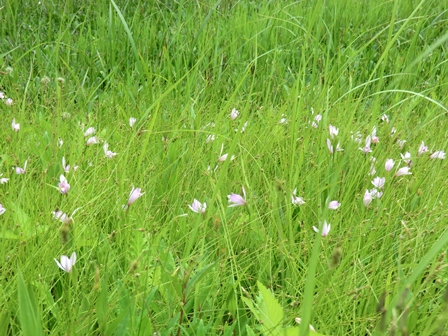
128, 187, 144, 206
84, 127, 95, 137
385, 159, 394, 171
12, 118, 20, 132
0, 204, 6, 215
189, 199, 207, 214
418, 141, 428, 156
395, 167, 412, 177
228, 187, 246, 207
58, 175, 70, 194
363, 189, 372, 207
328, 200, 341, 210
103, 142, 118, 158
430, 151, 445, 159
86, 136, 100, 146
54, 252, 77, 273
129, 117, 136, 127
313, 221, 331, 237
371, 177, 385, 189
230, 108, 239, 120
15, 160, 27, 174
291, 189, 305, 206
329, 125, 339, 139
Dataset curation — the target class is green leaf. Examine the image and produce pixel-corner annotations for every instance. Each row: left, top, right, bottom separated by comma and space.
17, 272, 43, 336
257, 281, 284, 332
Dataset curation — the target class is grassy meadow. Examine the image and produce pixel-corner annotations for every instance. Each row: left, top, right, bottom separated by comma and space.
1, 0, 448, 334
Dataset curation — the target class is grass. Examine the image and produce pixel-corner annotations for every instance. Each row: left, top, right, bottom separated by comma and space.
1, 0, 448, 335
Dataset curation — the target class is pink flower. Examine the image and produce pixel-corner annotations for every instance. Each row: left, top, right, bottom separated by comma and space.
0, 91, 4, 99
15, 160, 27, 174
328, 200, 341, 210
418, 141, 428, 156
58, 175, 70, 194
363, 189, 372, 207
291, 189, 305, 206
327, 139, 343, 154
397, 139, 406, 149
189, 199, 207, 214
230, 108, 239, 120
54, 252, 76, 273
53, 210, 70, 224
313, 221, 331, 237
12, 118, 20, 132
395, 167, 412, 177
0, 204, 6, 215
401, 152, 412, 166
360, 135, 372, 153
228, 187, 246, 207
371, 177, 385, 189
371, 127, 379, 143
103, 142, 118, 158
329, 125, 339, 139
62, 157, 70, 173
86, 136, 100, 146
0, 174, 8, 184
430, 151, 445, 159
129, 117, 136, 127
84, 127, 95, 137
5, 98, 13, 106
128, 187, 144, 206
370, 188, 383, 199
385, 159, 394, 171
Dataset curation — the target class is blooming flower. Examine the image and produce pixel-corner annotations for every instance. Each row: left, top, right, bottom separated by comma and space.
311, 114, 322, 128
58, 175, 70, 194
86, 136, 100, 146
371, 177, 385, 189
58, 138, 64, 148
395, 167, 412, 177
15, 160, 27, 174
128, 187, 144, 206
381, 114, 389, 123
0, 91, 4, 99
84, 127, 95, 137
218, 153, 235, 162
189, 199, 207, 214
54, 252, 77, 273
385, 159, 394, 172
329, 125, 339, 139
62, 157, 70, 173
228, 187, 246, 207
370, 188, 383, 199
371, 127, 379, 143
313, 221, 331, 237
360, 135, 372, 153
430, 151, 445, 159
5, 98, 13, 106
206, 134, 215, 143
0, 204, 6, 215
397, 139, 406, 149
230, 108, 239, 120
391, 127, 397, 136
328, 200, 340, 210
363, 189, 372, 207
401, 152, 412, 166
418, 141, 428, 156
103, 142, 118, 158
291, 189, 305, 206
129, 117, 136, 127
52, 210, 70, 224
12, 119, 20, 132
327, 139, 343, 154
0, 174, 8, 184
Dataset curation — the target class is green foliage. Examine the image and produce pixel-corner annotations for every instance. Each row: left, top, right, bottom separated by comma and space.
0, 0, 448, 334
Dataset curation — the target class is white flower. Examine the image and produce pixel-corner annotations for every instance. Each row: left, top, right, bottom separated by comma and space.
84, 127, 95, 137
103, 142, 118, 158
291, 189, 305, 206
129, 117, 136, 127
371, 177, 385, 189
313, 221, 331, 237
188, 199, 207, 214
430, 151, 445, 159
54, 252, 77, 273
206, 134, 215, 143
12, 118, 20, 132
86, 136, 100, 146
230, 108, 239, 120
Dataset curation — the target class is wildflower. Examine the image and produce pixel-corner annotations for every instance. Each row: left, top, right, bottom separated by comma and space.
58, 138, 63, 148
369, 164, 376, 176
329, 125, 339, 139
0, 91, 4, 99
86, 136, 100, 146
218, 153, 235, 162
371, 177, 385, 189
279, 115, 288, 124
363, 189, 372, 207
228, 187, 246, 207
12, 119, 20, 132
397, 139, 406, 149
370, 188, 383, 199
189, 199, 207, 214
206, 134, 215, 143
395, 167, 412, 177
351, 131, 363, 144
328, 200, 341, 210
390, 127, 397, 136
103, 142, 118, 158
294, 317, 316, 332
230, 108, 239, 120
313, 221, 331, 237
430, 151, 445, 159
128, 187, 144, 206
417, 141, 428, 156
62, 157, 70, 173
401, 152, 412, 166
381, 114, 389, 123
84, 127, 95, 137
291, 189, 305, 206
327, 139, 343, 154
15, 160, 27, 174
385, 159, 394, 171
129, 117, 136, 127
0, 174, 8, 184
58, 175, 70, 194
52, 210, 70, 224
360, 135, 372, 153
371, 127, 379, 143
54, 252, 77, 273
311, 114, 322, 128
0, 204, 5, 215
5, 98, 13, 106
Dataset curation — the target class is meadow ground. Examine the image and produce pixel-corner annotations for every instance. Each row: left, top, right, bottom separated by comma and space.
1, 0, 448, 335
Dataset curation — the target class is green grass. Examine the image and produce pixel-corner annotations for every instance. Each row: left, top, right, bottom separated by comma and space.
1, 0, 448, 335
